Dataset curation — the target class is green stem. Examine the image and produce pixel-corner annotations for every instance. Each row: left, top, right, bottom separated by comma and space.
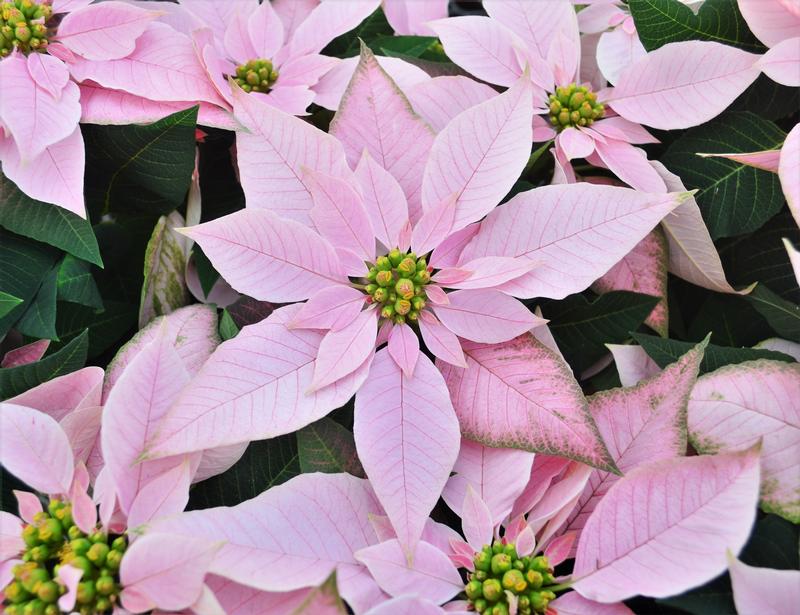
546, 580, 574, 593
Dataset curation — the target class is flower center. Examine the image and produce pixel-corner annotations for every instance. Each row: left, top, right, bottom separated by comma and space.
233, 58, 278, 93
547, 83, 604, 131
0, 0, 51, 56
465, 541, 558, 615
364, 249, 431, 325
3, 499, 127, 615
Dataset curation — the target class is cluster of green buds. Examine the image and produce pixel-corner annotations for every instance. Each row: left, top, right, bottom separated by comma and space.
0, 0, 51, 56
465, 541, 558, 615
547, 83, 604, 130
365, 249, 432, 325
3, 499, 127, 615
233, 58, 279, 93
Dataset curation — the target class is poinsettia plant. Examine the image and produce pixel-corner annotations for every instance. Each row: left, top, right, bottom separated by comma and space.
1, 0, 798, 614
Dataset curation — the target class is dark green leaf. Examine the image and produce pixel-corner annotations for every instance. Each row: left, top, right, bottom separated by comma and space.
197, 131, 244, 221
218, 310, 239, 341
544, 291, 660, 374
0, 173, 102, 267
297, 418, 365, 477
661, 112, 786, 239
0, 330, 88, 399
747, 285, 800, 342
186, 435, 300, 510
53, 301, 136, 359
16, 265, 58, 340
687, 294, 772, 347
0, 292, 23, 319
322, 8, 393, 58
83, 106, 199, 216
372, 35, 439, 58
631, 332, 795, 374
57, 255, 103, 309
629, 0, 766, 52
658, 573, 736, 615
1, 468, 28, 515
730, 74, 800, 121
193, 247, 220, 297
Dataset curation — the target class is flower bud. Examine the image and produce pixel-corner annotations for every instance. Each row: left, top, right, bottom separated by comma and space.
111, 536, 127, 552
503, 543, 518, 560
5, 580, 28, 604
395, 278, 414, 300
482, 578, 502, 602
412, 270, 430, 285
94, 597, 112, 612
105, 549, 123, 571
489, 604, 509, 615
29, 545, 49, 563
14, 24, 30, 42
394, 299, 411, 316
388, 248, 403, 266
89, 531, 106, 543
373, 287, 388, 303
96, 576, 115, 596
367, 267, 377, 281
70, 538, 91, 556
375, 270, 393, 287
411, 296, 425, 312
38, 519, 62, 544
22, 525, 39, 548
22, 599, 45, 615
530, 555, 549, 572
490, 553, 512, 575
473, 598, 488, 613
502, 569, 527, 593
397, 257, 416, 277
393, 314, 406, 325
380, 305, 394, 319
67, 525, 82, 540
525, 569, 542, 589
465, 579, 483, 600
365, 283, 378, 294
87, 542, 109, 566
375, 256, 391, 271
406, 311, 419, 323
474, 569, 488, 582
36, 581, 59, 603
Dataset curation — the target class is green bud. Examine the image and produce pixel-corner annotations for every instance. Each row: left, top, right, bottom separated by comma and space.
36, 581, 59, 603
367, 267, 378, 281
395, 278, 415, 300
105, 549, 123, 572
87, 542, 109, 566
465, 579, 483, 600
503, 543, 518, 560
411, 296, 426, 312
569, 91, 585, 109
406, 310, 419, 323
70, 538, 92, 556
394, 299, 411, 316
365, 283, 378, 294
19, 566, 49, 593
375, 256, 391, 271
388, 248, 403, 266
492, 541, 504, 555
55, 505, 72, 529
474, 569, 488, 582
38, 519, 62, 544
482, 578, 502, 602
558, 110, 571, 126
490, 553, 512, 575
94, 597, 112, 612
375, 270, 393, 287
22, 525, 39, 548
397, 257, 416, 277
89, 531, 106, 543
67, 526, 82, 541
489, 604, 509, 615
22, 599, 45, 615
473, 598, 488, 613
525, 569, 543, 589
412, 270, 430, 285
66, 556, 92, 578
111, 535, 127, 552
393, 314, 406, 325
43, 606, 58, 615
373, 287, 388, 303
96, 575, 116, 596
549, 101, 561, 115
29, 545, 49, 563
4, 581, 29, 604
14, 24, 30, 42
47, 500, 63, 517
416, 258, 427, 271
380, 305, 395, 319
529, 591, 549, 612
76, 581, 95, 605
502, 569, 527, 593
530, 555, 549, 572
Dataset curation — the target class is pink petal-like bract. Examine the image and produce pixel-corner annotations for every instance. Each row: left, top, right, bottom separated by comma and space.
758, 37, 800, 86
231, 84, 350, 226
442, 439, 534, 528
8, 366, 103, 422
355, 539, 463, 604
146, 305, 370, 457
549, 592, 634, 615
354, 150, 410, 251
120, 533, 220, 613
696, 148, 782, 173
779, 123, 800, 228
56, 564, 83, 613
737, 0, 800, 47
592, 138, 667, 193
461, 486, 494, 551
126, 460, 193, 529
461, 184, 686, 300
330, 44, 434, 223
432, 289, 543, 344
689, 359, 800, 522
364, 595, 444, 615
0, 403, 74, 495
287, 0, 380, 57
728, 553, 800, 615
0, 339, 50, 368
421, 76, 533, 233
573, 448, 761, 602
606, 344, 661, 387
13, 491, 42, 525
56, 1, 158, 60
148, 473, 382, 600
181, 209, 347, 303
439, 334, 617, 471
354, 349, 460, 556
610, 41, 761, 130
387, 322, 420, 378
418, 311, 467, 368
411, 193, 458, 256
310, 309, 378, 391
289, 285, 365, 331
407, 76, 496, 133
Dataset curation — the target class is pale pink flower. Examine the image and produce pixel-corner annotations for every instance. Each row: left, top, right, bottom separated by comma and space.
382, 0, 448, 36
739, 0, 800, 87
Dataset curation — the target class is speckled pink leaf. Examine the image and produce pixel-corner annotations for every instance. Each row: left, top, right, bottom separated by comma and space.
443, 257, 538, 291
407, 76, 496, 133
689, 359, 800, 522
181, 209, 347, 303
354, 349, 459, 555
779, 123, 800, 227
573, 448, 761, 602
421, 77, 533, 232
354, 151, 410, 251
330, 44, 434, 223
738, 0, 800, 47
438, 334, 616, 471
510, 454, 571, 519
592, 138, 667, 193
383, 0, 448, 36
611, 41, 761, 129
728, 553, 800, 615
592, 229, 669, 336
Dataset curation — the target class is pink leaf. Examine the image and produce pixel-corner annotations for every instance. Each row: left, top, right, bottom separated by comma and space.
411, 193, 458, 255
547, 27, 581, 86
1, 339, 50, 368
354, 150, 410, 251
779, 123, 800, 227
288, 0, 381, 57
364, 596, 444, 615
610, 41, 761, 130
557, 127, 595, 161
432, 289, 542, 344
596, 26, 647, 86
407, 76, 496, 133
461, 184, 687, 300
438, 334, 617, 471
146, 305, 370, 458
591, 229, 669, 336
728, 554, 800, 615
590, 117, 659, 145
417, 311, 467, 368
305, 167, 375, 261
421, 77, 533, 233
13, 491, 42, 524
425, 285, 450, 306
689, 359, 800, 522
383, 0, 448, 36
387, 323, 420, 378
355, 539, 462, 603
56, 564, 84, 613
223, 9, 258, 64
696, 148, 782, 172
545, 532, 576, 567
442, 439, 534, 528
289, 285, 365, 331
311, 309, 378, 391
353, 349, 460, 555
202, 576, 313, 615
102, 325, 191, 513
246, 0, 284, 59
278, 54, 339, 88
330, 44, 434, 223
429, 224, 480, 270
120, 533, 220, 613
606, 344, 661, 387
573, 447, 761, 602
25, 53, 69, 98
527, 462, 592, 533
442, 256, 538, 291
181, 209, 347, 303
126, 460, 193, 529
0, 512, 23, 561
8, 366, 103, 422
737, 0, 800, 47
510, 455, 571, 520
149, 474, 382, 593
758, 36, 800, 86
461, 486, 494, 551
592, 138, 667, 193
549, 592, 633, 615
56, 1, 158, 60
0, 403, 74, 494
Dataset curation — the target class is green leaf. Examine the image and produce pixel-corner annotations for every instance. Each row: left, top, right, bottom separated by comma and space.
658, 574, 736, 615
53, 301, 136, 359
0, 173, 102, 267
747, 285, 800, 342
687, 294, 772, 347
0, 330, 88, 399
16, 265, 58, 340
629, 0, 766, 52
322, 7, 393, 58
373, 35, 439, 58
631, 332, 795, 374
544, 291, 660, 374
0, 292, 23, 319
218, 310, 239, 341
0, 231, 59, 338
139, 212, 190, 327
730, 74, 800, 121
661, 112, 786, 239
57, 255, 103, 310
82, 106, 199, 216
186, 435, 300, 510
297, 418, 365, 477
192, 246, 220, 297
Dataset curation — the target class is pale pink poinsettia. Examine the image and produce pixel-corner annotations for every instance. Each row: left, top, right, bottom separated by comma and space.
738, 0, 800, 87
0, 0, 226, 217
382, 0, 448, 36
728, 551, 800, 615
428, 0, 670, 193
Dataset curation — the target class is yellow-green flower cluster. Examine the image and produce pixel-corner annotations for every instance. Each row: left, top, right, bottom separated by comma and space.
0, 0, 51, 56
3, 499, 127, 615
548, 83, 604, 130
365, 249, 431, 325
465, 540, 558, 615
234, 58, 279, 94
